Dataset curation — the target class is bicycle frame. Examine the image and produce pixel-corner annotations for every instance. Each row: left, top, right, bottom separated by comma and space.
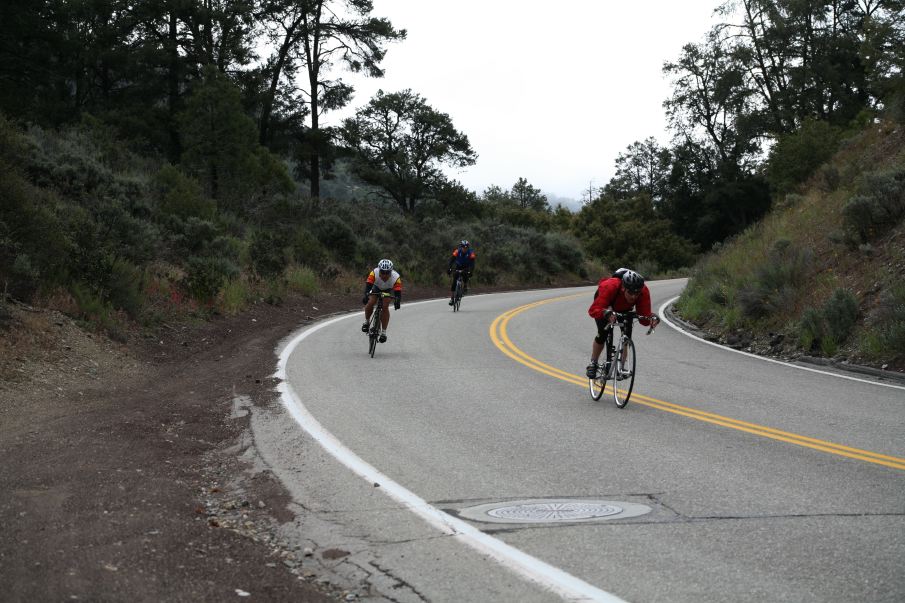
589, 311, 658, 407
452, 269, 466, 311
366, 291, 393, 357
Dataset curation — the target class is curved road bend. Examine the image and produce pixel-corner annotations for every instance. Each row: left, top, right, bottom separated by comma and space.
259, 279, 905, 602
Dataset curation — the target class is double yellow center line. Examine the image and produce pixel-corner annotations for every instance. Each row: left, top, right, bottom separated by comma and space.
489, 295, 905, 471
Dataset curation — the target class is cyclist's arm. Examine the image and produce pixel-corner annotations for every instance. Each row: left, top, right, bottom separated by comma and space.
635, 288, 657, 326
588, 279, 619, 319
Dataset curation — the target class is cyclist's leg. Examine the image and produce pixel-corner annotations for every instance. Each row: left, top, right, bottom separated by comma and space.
380, 297, 391, 329
364, 294, 377, 327
377, 297, 391, 341
588, 318, 608, 377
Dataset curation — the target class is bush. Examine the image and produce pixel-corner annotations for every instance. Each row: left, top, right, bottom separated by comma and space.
218, 277, 250, 315
249, 229, 287, 277
290, 228, 328, 270
842, 169, 905, 245
151, 164, 215, 220
860, 284, 905, 361
797, 288, 859, 355
184, 256, 239, 302
106, 259, 144, 318
313, 215, 357, 259
285, 265, 319, 296
822, 288, 859, 344
738, 239, 813, 320
766, 119, 843, 195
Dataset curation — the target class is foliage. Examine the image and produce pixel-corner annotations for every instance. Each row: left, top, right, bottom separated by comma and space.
798, 288, 860, 356
151, 165, 215, 220
257, 0, 405, 197
736, 239, 813, 320
284, 265, 319, 296
573, 193, 697, 273
249, 229, 287, 278
766, 119, 844, 195
183, 256, 240, 303
341, 89, 477, 213
841, 168, 905, 245
313, 215, 357, 259
860, 284, 905, 361
178, 67, 294, 214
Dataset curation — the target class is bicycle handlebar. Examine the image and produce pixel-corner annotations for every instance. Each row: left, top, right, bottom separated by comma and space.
369, 290, 394, 297
605, 311, 660, 335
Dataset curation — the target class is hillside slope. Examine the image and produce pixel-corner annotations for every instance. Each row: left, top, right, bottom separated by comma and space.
675, 120, 905, 372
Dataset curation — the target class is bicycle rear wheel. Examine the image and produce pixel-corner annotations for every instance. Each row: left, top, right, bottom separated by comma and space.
612, 337, 636, 408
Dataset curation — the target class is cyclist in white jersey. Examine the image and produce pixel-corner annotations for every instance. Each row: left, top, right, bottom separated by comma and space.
361, 259, 402, 342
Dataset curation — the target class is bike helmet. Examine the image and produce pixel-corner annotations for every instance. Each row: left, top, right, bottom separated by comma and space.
377, 259, 393, 272
460, 239, 469, 246
621, 270, 644, 293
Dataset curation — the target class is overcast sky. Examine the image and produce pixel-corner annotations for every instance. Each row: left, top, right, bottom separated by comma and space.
328, 1, 722, 209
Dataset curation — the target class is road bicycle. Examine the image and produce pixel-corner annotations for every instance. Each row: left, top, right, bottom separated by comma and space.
588, 311, 657, 407
451, 269, 466, 312
365, 291, 393, 357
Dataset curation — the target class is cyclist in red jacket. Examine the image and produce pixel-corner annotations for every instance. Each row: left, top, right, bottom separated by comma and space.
586, 268, 659, 378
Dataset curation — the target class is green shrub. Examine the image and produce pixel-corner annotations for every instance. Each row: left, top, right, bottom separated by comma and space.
184, 256, 239, 302
249, 230, 287, 277
313, 215, 357, 258
106, 259, 144, 318
285, 265, 319, 296
738, 239, 812, 320
766, 119, 843, 195
218, 278, 250, 315
290, 228, 328, 269
860, 284, 905, 361
799, 307, 825, 352
797, 288, 859, 355
842, 169, 905, 245
822, 288, 859, 344
152, 164, 215, 220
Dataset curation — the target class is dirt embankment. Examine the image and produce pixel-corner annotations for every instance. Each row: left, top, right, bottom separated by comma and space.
0, 288, 384, 602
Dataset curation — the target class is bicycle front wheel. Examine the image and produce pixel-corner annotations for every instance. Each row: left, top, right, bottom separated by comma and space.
613, 338, 636, 408
453, 280, 463, 312
588, 370, 606, 401
368, 307, 380, 357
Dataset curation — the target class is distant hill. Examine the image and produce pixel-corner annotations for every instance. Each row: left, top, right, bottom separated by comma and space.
675, 120, 905, 372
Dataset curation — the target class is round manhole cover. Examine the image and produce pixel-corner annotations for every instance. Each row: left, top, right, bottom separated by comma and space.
487, 501, 622, 522
457, 499, 651, 524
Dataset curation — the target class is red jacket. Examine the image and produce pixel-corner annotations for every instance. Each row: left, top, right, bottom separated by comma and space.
588, 277, 654, 325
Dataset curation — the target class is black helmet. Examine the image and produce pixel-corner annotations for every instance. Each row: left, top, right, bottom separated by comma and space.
621, 270, 644, 293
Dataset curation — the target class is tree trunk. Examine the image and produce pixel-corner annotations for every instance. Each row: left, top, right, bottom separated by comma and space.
167, 9, 181, 162
259, 25, 296, 146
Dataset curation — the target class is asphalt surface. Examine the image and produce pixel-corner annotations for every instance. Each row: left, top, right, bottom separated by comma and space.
259, 279, 905, 602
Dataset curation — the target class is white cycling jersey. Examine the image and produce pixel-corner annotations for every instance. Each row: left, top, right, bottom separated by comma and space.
370, 268, 401, 291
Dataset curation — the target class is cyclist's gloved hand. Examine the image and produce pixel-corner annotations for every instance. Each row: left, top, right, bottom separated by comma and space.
605, 309, 616, 324
447, 268, 452, 275
394, 291, 401, 310
361, 295, 369, 305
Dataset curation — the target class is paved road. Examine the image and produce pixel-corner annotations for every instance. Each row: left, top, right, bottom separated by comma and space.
262, 279, 905, 602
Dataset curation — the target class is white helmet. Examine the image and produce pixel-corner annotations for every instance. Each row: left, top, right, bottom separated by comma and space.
377, 259, 393, 272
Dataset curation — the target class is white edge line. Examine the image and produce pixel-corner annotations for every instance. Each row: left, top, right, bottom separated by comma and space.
275, 304, 626, 603
659, 296, 905, 391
